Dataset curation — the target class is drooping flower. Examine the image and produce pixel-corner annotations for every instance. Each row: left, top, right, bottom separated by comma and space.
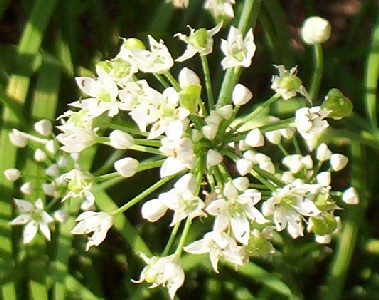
221, 27, 255, 69
204, 0, 235, 20
9, 199, 54, 243
134, 254, 185, 300
184, 230, 246, 272
71, 211, 113, 250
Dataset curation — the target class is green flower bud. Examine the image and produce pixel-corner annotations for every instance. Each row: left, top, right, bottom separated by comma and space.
122, 38, 146, 50
188, 28, 208, 49
310, 214, 338, 236
322, 88, 352, 118
179, 85, 201, 113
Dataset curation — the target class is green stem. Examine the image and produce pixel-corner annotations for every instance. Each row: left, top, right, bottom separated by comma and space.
310, 43, 323, 103
162, 222, 181, 256
175, 217, 192, 257
365, 15, 379, 129
164, 71, 180, 91
154, 73, 170, 89
217, 0, 261, 107
234, 94, 280, 131
200, 55, 214, 110
111, 175, 175, 215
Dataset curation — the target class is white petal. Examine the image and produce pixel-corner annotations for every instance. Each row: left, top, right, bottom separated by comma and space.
231, 215, 250, 244
23, 222, 38, 243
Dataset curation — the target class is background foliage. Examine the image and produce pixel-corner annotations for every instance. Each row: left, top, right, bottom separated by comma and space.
0, 0, 378, 299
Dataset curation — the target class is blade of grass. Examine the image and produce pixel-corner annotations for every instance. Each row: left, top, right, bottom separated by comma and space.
0, 1, 58, 299
365, 12, 379, 129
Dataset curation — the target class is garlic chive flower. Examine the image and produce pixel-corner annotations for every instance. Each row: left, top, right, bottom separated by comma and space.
271, 65, 310, 101
71, 211, 113, 251
221, 26, 255, 69
175, 23, 222, 62
204, 0, 235, 21
134, 254, 185, 300
10, 199, 53, 243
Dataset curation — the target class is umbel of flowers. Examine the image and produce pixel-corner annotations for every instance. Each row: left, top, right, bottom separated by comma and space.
7, 16, 358, 299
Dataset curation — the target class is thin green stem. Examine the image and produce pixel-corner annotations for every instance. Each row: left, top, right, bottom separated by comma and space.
234, 94, 280, 131
175, 217, 192, 257
200, 55, 214, 110
162, 222, 181, 256
111, 175, 175, 215
154, 73, 170, 89
164, 71, 180, 91
310, 43, 323, 103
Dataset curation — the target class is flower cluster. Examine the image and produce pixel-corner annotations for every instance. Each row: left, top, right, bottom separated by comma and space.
8, 18, 357, 299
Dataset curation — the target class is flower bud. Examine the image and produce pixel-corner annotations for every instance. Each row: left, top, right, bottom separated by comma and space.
321, 88, 353, 119
236, 158, 253, 176
178, 67, 200, 88
245, 128, 264, 147
109, 130, 134, 149
20, 182, 33, 195
4, 168, 20, 181
54, 209, 69, 223
316, 143, 332, 162
34, 149, 47, 162
217, 105, 233, 120
206, 149, 223, 166
42, 183, 56, 197
9, 129, 27, 147
330, 154, 348, 171
265, 130, 281, 145
114, 157, 139, 177
232, 84, 252, 106
342, 187, 359, 205
301, 16, 331, 45
122, 38, 146, 50
34, 120, 52, 136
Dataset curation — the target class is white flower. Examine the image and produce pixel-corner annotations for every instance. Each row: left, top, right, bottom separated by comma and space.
71, 211, 113, 250
134, 254, 185, 300
4, 168, 20, 181
73, 70, 120, 117
295, 106, 330, 140
61, 169, 94, 206
262, 181, 322, 238
184, 231, 245, 272
301, 16, 331, 45
221, 27, 255, 69
9, 129, 28, 147
109, 130, 134, 149
204, 0, 235, 20
160, 122, 194, 177
271, 65, 310, 101
330, 154, 348, 172
207, 179, 267, 245
232, 84, 253, 106
175, 23, 222, 61
114, 157, 139, 177
57, 127, 97, 153
9, 199, 53, 243
128, 35, 174, 74
245, 128, 264, 147
142, 174, 205, 225
34, 119, 52, 136
342, 187, 359, 205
